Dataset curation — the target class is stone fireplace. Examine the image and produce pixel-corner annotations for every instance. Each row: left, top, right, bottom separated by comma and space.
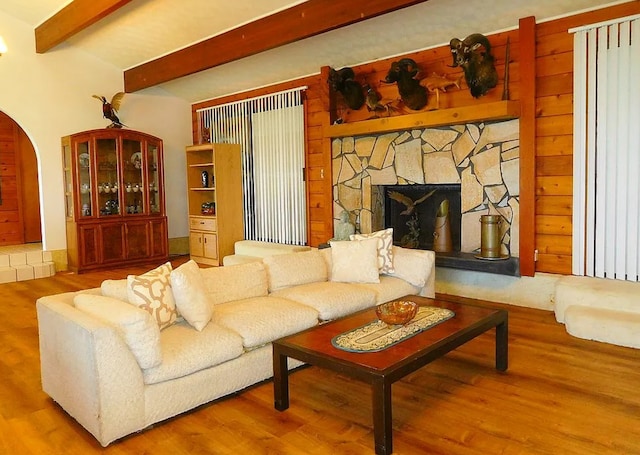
332, 119, 520, 259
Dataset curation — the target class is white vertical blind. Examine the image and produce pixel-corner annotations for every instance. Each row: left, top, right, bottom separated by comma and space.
195, 87, 307, 245
572, 16, 640, 281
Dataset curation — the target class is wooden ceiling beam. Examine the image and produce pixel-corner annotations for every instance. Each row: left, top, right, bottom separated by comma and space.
36, 0, 133, 53
124, 0, 429, 93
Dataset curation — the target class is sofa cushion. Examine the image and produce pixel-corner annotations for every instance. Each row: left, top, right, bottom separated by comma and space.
270, 281, 377, 321
350, 228, 395, 274
330, 238, 380, 283
385, 246, 434, 288
170, 260, 212, 331
100, 279, 128, 302
142, 321, 244, 385
263, 250, 328, 292
127, 262, 178, 330
74, 294, 162, 369
212, 296, 319, 348
352, 275, 419, 305
201, 261, 268, 306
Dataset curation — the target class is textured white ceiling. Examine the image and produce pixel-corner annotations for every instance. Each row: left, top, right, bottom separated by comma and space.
0, 0, 620, 103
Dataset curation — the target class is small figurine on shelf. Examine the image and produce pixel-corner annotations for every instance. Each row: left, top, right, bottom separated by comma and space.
201, 170, 209, 188
201, 202, 215, 215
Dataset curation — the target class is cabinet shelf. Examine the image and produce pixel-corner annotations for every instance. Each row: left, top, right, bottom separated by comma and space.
189, 187, 216, 191
189, 162, 214, 168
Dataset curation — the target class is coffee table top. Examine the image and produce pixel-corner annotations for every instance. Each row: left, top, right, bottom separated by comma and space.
273, 295, 507, 376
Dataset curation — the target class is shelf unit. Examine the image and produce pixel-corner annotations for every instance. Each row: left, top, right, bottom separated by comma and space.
185, 143, 244, 266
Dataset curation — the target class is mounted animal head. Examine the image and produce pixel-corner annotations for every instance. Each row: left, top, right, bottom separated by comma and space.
449, 33, 498, 98
383, 58, 427, 110
449, 33, 492, 68
383, 58, 420, 84
328, 67, 365, 110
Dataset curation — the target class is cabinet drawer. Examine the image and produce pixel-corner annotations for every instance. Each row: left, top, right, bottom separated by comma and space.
190, 216, 217, 232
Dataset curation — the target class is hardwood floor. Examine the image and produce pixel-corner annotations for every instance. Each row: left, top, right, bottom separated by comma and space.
1, 257, 639, 454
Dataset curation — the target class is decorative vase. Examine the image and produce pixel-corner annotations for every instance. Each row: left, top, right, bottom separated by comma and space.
480, 215, 502, 258
201, 170, 209, 188
433, 199, 452, 252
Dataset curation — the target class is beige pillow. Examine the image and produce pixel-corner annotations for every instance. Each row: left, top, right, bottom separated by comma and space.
350, 228, 395, 273
170, 260, 212, 331
386, 246, 434, 288
330, 238, 380, 283
263, 250, 328, 292
74, 294, 162, 369
127, 262, 178, 330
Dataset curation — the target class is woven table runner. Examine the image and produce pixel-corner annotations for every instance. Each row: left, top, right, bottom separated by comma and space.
331, 306, 455, 353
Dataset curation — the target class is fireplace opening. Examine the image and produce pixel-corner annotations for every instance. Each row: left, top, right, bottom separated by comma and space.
384, 184, 461, 251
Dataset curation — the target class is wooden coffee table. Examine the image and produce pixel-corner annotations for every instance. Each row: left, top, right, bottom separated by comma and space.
272, 295, 508, 455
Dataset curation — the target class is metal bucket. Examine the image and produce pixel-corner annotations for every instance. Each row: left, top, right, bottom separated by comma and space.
480, 215, 502, 258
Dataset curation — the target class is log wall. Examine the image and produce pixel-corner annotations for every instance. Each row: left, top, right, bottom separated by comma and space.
191, 1, 640, 276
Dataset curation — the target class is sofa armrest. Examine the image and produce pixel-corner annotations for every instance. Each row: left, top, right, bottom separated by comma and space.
37, 295, 146, 447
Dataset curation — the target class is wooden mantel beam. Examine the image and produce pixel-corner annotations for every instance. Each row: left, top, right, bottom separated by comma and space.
36, 0, 133, 53
124, 0, 429, 93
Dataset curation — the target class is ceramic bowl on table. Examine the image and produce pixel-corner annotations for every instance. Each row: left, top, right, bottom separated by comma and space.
375, 300, 419, 326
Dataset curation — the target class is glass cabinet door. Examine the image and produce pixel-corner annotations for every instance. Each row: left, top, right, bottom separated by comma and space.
122, 138, 144, 215
147, 141, 161, 214
63, 141, 74, 218
96, 137, 119, 216
76, 140, 92, 218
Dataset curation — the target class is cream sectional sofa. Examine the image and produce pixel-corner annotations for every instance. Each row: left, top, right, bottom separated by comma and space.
37, 244, 435, 447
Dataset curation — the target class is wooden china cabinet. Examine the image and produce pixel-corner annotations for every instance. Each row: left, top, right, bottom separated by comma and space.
62, 129, 168, 273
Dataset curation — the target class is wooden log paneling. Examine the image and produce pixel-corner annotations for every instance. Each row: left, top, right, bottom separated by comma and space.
536, 195, 572, 216
536, 176, 573, 196
536, 135, 573, 156
537, 155, 572, 176
189, 1, 640, 274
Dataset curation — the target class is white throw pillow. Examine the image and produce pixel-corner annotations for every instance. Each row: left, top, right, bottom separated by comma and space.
170, 260, 212, 331
100, 279, 128, 301
74, 294, 162, 369
127, 262, 178, 330
330, 238, 380, 283
386, 246, 434, 288
350, 228, 395, 274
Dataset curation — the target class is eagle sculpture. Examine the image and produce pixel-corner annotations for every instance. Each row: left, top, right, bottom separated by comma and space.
93, 92, 125, 128
388, 189, 436, 216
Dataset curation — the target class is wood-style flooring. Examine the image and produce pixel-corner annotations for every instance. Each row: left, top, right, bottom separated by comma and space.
1, 257, 639, 454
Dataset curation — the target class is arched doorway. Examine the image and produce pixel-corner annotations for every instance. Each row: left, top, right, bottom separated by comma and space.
0, 111, 42, 245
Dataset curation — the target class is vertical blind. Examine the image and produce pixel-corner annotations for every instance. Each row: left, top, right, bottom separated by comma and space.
196, 87, 307, 245
572, 15, 640, 281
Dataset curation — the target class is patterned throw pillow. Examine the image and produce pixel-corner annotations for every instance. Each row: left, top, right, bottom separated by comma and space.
127, 262, 178, 330
350, 228, 395, 274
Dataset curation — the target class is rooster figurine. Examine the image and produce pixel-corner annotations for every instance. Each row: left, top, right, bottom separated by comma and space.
93, 92, 125, 128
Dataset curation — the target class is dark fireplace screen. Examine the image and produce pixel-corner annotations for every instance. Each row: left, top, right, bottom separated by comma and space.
384, 184, 461, 251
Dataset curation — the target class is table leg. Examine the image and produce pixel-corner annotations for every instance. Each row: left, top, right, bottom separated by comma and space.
372, 378, 393, 455
495, 315, 508, 371
273, 346, 289, 411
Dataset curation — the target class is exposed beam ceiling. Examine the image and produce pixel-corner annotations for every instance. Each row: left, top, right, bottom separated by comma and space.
35, 0, 133, 53
123, 0, 429, 93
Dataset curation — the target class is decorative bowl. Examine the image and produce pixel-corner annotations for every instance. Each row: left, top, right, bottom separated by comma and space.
375, 300, 419, 326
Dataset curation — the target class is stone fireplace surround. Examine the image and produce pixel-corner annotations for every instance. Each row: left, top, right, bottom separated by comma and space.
332, 119, 520, 265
